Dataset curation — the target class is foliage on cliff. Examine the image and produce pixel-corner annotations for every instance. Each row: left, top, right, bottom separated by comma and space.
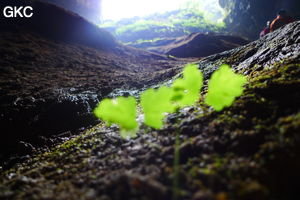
101, 0, 225, 43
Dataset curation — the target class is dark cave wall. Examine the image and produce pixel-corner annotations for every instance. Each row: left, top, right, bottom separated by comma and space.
219, 0, 300, 40
41, 0, 102, 24
0, 0, 115, 49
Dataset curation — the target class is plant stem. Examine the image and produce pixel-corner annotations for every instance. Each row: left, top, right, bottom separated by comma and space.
172, 127, 180, 200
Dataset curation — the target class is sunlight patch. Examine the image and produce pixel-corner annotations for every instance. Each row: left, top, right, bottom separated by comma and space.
102, 0, 224, 22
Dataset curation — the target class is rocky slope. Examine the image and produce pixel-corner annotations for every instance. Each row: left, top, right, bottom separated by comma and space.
0, 14, 299, 200
0, 0, 186, 162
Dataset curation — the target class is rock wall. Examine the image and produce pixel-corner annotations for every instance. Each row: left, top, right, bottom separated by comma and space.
42, 0, 102, 24
0, 0, 114, 49
219, 0, 300, 40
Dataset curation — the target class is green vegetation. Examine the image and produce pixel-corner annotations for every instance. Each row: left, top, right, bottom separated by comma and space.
205, 64, 247, 111
101, 0, 225, 44
141, 64, 203, 129
141, 86, 176, 129
124, 38, 163, 46
171, 64, 203, 107
94, 96, 138, 138
93, 63, 246, 138
115, 20, 172, 36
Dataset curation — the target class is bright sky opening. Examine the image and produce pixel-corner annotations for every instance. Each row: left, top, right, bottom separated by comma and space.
102, 0, 222, 21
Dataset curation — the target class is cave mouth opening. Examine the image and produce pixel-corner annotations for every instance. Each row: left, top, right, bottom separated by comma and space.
101, 0, 225, 22
100, 0, 226, 44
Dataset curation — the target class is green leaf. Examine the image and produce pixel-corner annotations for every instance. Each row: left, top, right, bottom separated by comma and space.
141, 86, 176, 129
205, 64, 247, 111
171, 63, 203, 107
94, 96, 138, 138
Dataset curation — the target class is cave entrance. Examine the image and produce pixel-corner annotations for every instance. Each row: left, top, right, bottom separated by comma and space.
100, 0, 226, 45
101, 0, 224, 21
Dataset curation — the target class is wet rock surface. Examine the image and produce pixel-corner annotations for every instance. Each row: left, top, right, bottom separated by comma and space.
0, 5, 300, 200
198, 21, 300, 78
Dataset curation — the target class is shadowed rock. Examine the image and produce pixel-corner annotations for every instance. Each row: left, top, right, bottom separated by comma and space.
219, 0, 300, 39
0, 0, 115, 49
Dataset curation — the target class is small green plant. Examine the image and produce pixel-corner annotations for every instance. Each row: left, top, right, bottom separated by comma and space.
94, 63, 247, 136
140, 63, 203, 129
93, 96, 138, 138
93, 63, 247, 200
141, 86, 176, 129
205, 64, 247, 111
171, 63, 203, 107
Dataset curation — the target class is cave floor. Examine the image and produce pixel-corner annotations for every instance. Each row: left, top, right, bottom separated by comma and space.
0, 20, 300, 200
1, 59, 299, 200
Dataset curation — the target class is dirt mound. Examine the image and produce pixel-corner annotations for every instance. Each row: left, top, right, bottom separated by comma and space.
146, 32, 249, 58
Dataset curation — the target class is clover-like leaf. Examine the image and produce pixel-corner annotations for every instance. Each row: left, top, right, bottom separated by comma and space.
94, 96, 138, 138
205, 64, 247, 111
141, 86, 176, 129
171, 63, 203, 107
